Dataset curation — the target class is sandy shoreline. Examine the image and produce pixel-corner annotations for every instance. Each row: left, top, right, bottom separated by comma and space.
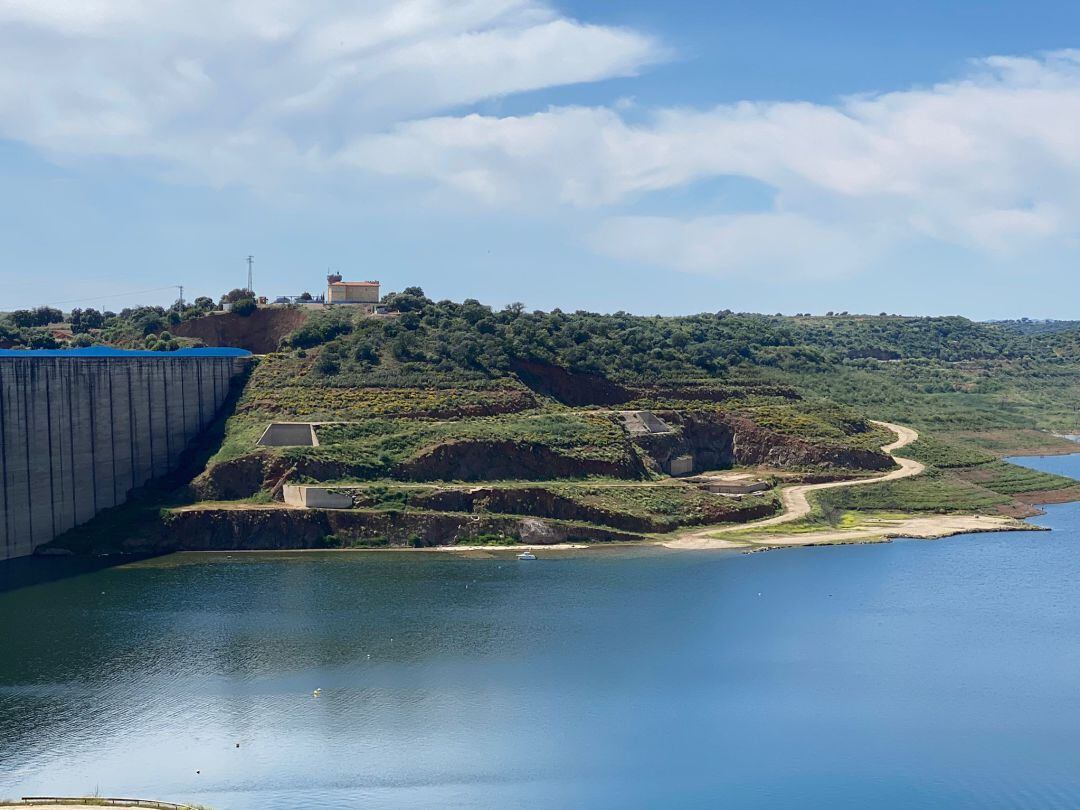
660, 513, 1036, 551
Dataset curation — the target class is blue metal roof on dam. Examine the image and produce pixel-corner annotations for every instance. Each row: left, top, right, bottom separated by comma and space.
0, 347, 251, 358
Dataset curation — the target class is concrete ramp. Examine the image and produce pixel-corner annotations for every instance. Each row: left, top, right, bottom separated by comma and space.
617, 411, 673, 437
258, 423, 319, 447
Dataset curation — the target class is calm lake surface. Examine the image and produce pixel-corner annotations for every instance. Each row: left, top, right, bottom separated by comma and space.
4, 454, 1080, 809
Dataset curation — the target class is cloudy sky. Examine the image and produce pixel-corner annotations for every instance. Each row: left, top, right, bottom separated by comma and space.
3, 0, 1080, 317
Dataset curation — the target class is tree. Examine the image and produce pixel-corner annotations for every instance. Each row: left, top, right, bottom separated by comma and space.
193, 296, 215, 311
315, 355, 340, 376
34, 306, 63, 326
10, 310, 34, 328
231, 298, 257, 316
28, 332, 58, 349
11, 307, 63, 328
298, 291, 313, 302
382, 287, 430, 312
220, 288, 253, 305
70, 307, 104, 334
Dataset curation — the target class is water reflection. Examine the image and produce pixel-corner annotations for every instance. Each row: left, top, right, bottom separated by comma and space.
3, 457, 1080, 808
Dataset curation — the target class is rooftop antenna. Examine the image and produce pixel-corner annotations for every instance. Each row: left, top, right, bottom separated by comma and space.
246, 255, 255, 294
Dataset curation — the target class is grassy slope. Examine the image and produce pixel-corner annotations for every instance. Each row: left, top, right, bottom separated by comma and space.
197, 304, 1080, 528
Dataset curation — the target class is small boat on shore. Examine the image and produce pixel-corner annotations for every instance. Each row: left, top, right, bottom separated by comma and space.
517, 551, 537, 560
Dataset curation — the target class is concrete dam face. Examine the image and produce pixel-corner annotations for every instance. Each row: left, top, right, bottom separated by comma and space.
0, 349, 250, 561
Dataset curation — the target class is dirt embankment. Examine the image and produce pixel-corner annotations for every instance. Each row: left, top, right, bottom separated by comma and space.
396, 439, 645, 482
142, 507, 643, 552
190, 451, 350, 500
634, 411, 893, 475
173, 307, 308, 354
511, 359, 632, 406
191, 439, 647, 500
403, 486, 777, 532
995, 484, 1080, 517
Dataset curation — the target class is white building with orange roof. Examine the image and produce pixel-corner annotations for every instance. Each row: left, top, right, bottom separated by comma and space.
326, 274, 380, 312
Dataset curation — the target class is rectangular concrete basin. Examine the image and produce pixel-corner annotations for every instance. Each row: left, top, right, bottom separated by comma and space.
258, 422, 319, 447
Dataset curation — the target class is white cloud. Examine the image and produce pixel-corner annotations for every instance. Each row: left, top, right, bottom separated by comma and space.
590, 214, 877, 279
4, 3, 1080, 281
347, 50, 1080, 275
0, 0, 659, 183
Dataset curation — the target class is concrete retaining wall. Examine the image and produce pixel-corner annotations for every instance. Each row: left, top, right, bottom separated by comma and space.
282, 485, 353, 509
0, 355, 248, 560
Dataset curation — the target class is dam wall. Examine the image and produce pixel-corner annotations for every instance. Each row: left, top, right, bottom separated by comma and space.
0, 350, 249, 560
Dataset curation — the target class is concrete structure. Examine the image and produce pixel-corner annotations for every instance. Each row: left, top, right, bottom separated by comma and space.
0, 349, 250, 561
686, 472, 773, 495
282, 485, 353, 509
669, 454, 695, 476
326, 274, 379, 311
617, 411, 673, 437
257, 422, 319, 447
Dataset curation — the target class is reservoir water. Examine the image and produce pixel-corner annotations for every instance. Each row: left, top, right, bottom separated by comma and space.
3, 454, 1080, 809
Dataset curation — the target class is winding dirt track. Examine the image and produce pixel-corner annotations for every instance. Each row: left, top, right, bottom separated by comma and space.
670, 420, 925, 544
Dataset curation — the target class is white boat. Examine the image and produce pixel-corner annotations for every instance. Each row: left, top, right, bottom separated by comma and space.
517, 551, 537, 560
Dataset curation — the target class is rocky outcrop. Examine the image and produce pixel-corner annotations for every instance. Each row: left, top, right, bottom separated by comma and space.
395, 439, 646, 482
190, 451, 350, 500
634, 411, 892, 475
132, 507, 645, 552
517, 517, 567, 544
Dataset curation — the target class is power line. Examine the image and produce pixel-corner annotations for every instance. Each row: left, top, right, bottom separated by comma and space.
41, 285, 181, 308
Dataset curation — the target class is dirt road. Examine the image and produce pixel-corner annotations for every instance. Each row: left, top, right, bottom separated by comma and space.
665, 420, 953, 549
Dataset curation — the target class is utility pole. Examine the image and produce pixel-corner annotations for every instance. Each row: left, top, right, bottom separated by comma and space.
246, 255, 255, 294
177, 285, 184, 309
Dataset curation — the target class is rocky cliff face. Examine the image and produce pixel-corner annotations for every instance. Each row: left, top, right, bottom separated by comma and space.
190, 451, 350, 500
135, 507, 644, 552
634, 411, 892, 476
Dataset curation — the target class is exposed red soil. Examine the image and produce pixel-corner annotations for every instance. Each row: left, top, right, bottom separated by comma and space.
173, 307, 308, 354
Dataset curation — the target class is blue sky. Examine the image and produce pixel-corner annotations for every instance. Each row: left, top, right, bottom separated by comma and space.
2, 0, 1080, 318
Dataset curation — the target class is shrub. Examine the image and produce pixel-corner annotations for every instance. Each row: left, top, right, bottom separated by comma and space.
231, 298, 257, 316
315, 356, 341, 376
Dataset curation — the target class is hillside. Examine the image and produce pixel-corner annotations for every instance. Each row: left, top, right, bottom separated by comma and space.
159, 296, 1077, 549
27, 292, 1080, 553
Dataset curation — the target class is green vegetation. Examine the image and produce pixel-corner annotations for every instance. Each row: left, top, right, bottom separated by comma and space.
815, 469, 1012, 514
15, 286, 1080, 547
310, 412, 632, 468
904, 435, 998, 468
190, 291, 1080, 539
955, 460, 1077, 496
815, 441, 1076, 517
